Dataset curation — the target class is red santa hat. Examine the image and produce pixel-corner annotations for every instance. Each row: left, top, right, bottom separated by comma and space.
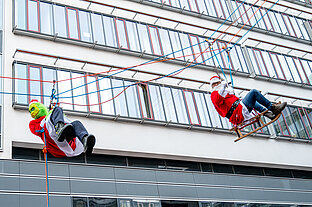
29, 99, 39, 107
210, 76, 221, 86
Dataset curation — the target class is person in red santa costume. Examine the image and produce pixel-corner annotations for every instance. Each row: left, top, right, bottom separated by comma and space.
29, 99, 96, 157
210, 76, 287, 126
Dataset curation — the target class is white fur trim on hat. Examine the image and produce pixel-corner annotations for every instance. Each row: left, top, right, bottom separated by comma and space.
210, 76, 221, 85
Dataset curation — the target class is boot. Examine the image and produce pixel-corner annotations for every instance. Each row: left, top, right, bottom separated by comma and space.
55, 122, 75, 142
271, 102, 287, 115
82, 134, 96, 156
264, 111, 275, 120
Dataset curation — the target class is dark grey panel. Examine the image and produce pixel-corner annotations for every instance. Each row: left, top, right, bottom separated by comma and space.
50, 196, 71, 207
70, 179, 116, 195
0, 176, 19, 191
20, 177, 45, 192
289, 179, 312, 191
69, 165, 115, 180
20, 162, 45, 176
20, 194, 46, 207
116, 182, 159, 197
114, 168, 157, 182
0, 160, 19, 174
49, 178, 70, 193
158, 184, 198, 198
194, 173, 293, 190
0, 194, 19, 207
156, 171, 195, 184
48, 163, 69, 177
196, 186, 234, 200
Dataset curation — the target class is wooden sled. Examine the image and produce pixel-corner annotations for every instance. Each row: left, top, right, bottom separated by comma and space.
231, 109, 281, 142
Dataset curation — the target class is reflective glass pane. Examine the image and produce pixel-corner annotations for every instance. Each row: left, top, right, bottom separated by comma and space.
260, 8, 274, 31
294, 57, 309, 84
194, 92, 211, 127
124, 81, 140, 118
189, 35, 204, 64
79, 11, 92, 42
269, 53, 285, 80
198, 38, 215, 67
205, 0, 217, 17
28, 0, 39, 32
300, 59, 312, 84
297, 18, 310, 40
137, 84, 153, 119
148, 26, 163, 55
268, 11, 281, 33
211, 41, 225, 69
160, 86, 177, 123
273, 113, 291, 137
149, 84, 166, 121
261, 51, 276, 77
91, 13, 105, 45
98, 77, 114, 115
253, 6, 267, 30
53, 5, 67, 38
112, 79, 128, 117
119, 200, 131, 207
168, 30, 184, 61
67, 8, 79, 39
86, 76, 100, 113
171, 88, 189, 124
89, 198, 118, 207
71, 72, 87, 112
15, 0, 26, 30
102, 17, 117, 47
288, 106, 308, 138
205, 93, 222, 128
180, 0, 190, 11
29, 65, 41, 102
179, 33, 193, 62
289, 16, 302, 38
137, 23, 152, 54
57, 70, 73, 110
196, 0, 208, 16
183, 90, 200, 125
42, 67, 56, 106
188, 0, 199, 12
40, 2, 53, 35
278, 55, 293, 81
282, 14, 296, 36
246, 5, 258, 27
282, 107, 299, 137
126, 21, 141, 52
116, 19, 129, 49
133, 201, 161, 207
159, 28, 173, 58
253, 49, 269, 76
15, 64, 28, 104
274, 13, 288, 35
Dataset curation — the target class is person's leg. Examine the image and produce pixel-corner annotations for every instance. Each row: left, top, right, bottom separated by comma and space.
50, 107, 65, 125
242, 89, 272, 112
71, 120, 88, 142
71, 120, 95, 155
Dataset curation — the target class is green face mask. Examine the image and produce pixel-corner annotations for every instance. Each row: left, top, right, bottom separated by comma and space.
29, 102, 48, 119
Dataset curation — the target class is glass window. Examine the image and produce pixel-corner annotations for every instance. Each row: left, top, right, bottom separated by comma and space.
103, 16, 117, 47
73, 197, 87, 207
179, 33, 193, 62
277, 54, 293, 81
300, 59, 312, 84
219, 0, 231, 20
260, 8, 274, 32
149, 84, 166, 121
269, 53, 286, 80
53, 5, 67, 38
15, 0, 26, 30
233, 45, 248, 73
189, 35, 204, 64
274, 12, 288, 35
115, 18, 129, 50
253, 49, 269, 76
180, 0, 190, 11
213, 0, 225, 19
237, 3, 249, 25
168, 30, 184, 61
148, 26, 163, 56
137, 84, 153, 119
282, 107, 299, 137
28, 65, 42, 103
261, 51, 277, 77
124, 81, 140, 118
133, 200, 161, 207
91, 13, 105, 45
89, 198, 118, 207
204, 93, 223, 128
98, 77, 114, 115
79, 11, 92, 42
253, 6, 266, 30
198, 38, 215, 67
159, 28, 174, 58
112, 79, 128, 117
282, 14, 296, 37
296, 18, 310, 40
40, 2, 53, 35
273, 112, 291, 137
194, 92, 212, 127
15, 64, 28, 104
71, 72, 87, 112
119, 200, 132, 207
188, 0, 199, 12
268, 11, 281, 33
171, 88, 189, 124
288, 107, 308, 139
211, 40, 225, 69
137, 23, 152, 54
289, 16, 302, 38
57, 70, 73, 110
160, 86, 177, 123
42, 67, 56, 106
196, 0, 208, 16
86, 76, 100, 113
300, 108, 312, 138
204, 0, 217, 17
183, 90, 200, 125
126, 21, 141, 52
294, 58, 309, 84
27, 0, 39, 32
66, 8, 80, 40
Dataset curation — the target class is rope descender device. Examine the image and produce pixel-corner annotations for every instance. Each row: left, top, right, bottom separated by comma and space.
49, 80, 59, 110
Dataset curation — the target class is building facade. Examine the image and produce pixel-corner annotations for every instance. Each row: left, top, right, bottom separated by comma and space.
1, 0, 312, 206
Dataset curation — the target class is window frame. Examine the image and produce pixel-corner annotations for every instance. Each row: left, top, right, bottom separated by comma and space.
26, 0, 40, 33
182, 89, 201, 126
115, 18, 130, 50
28, 64, 43, 103
147, 25, 164, 56
65, 7, 81, 40
137, 83, 154, 120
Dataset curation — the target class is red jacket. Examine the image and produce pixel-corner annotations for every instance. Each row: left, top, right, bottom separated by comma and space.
29, 116, 77, 158
210, 82, 244, 126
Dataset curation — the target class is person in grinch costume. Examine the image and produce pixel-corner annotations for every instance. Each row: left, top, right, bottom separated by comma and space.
29, 99, 96, 157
